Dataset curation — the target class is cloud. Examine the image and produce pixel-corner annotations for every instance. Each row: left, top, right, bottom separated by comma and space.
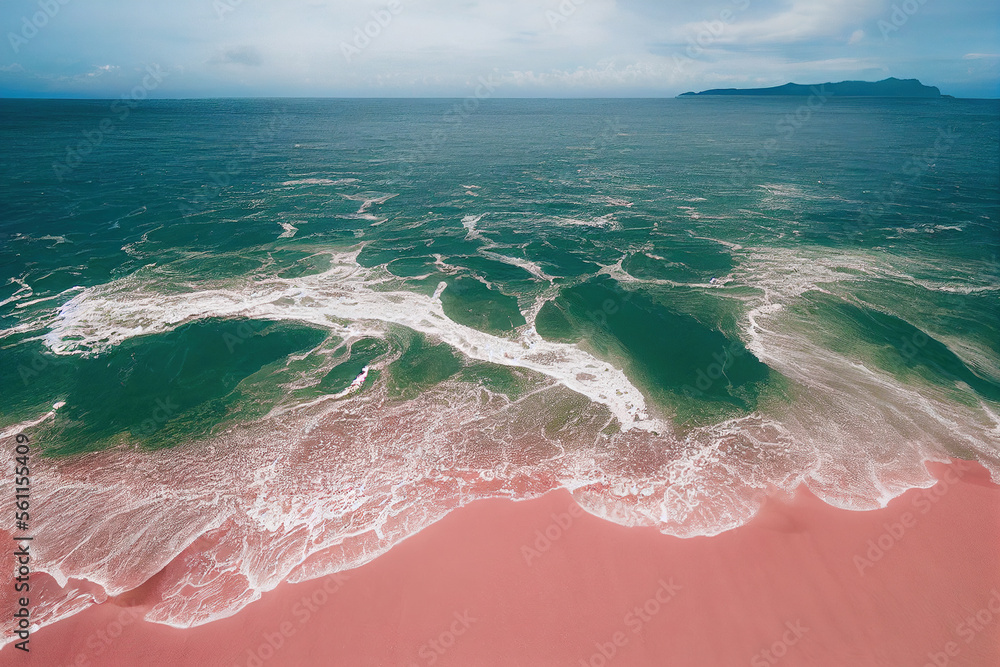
501, 59, 680, 91
1, 0, 997, 97
676, 0, 885, 45
86, 64, 120, 77
211, 45, 263, 67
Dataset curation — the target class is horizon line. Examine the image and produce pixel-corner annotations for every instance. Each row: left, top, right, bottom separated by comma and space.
2, 94, 998, 101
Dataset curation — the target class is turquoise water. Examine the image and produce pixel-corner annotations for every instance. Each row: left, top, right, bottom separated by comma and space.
2, 98, 997, 452
2, 96, 998, 628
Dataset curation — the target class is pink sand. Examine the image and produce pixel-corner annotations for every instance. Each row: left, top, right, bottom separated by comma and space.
6, 459, 999, 666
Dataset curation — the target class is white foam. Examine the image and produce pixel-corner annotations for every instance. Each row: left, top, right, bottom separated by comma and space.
42, 250, 656, 432
479, 249, 553, 282
462, 214, 483, 240
341, 192, 398, 215
6, 354, 987, 642
0, 402, 64, 440
5, 243, 999, 646
332, 366, 369, 399
280, 178, 358, 186
553, 214, 619, 230
677, 206, 701, 220
0, 277, 32, 310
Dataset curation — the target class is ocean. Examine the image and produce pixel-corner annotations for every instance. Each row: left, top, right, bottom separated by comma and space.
1, 97, 998, 629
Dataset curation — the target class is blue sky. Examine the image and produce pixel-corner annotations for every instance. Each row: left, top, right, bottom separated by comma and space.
2, 0, 998, 98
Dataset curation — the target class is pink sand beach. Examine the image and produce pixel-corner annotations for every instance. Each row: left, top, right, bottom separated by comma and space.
6, 459, 999, 667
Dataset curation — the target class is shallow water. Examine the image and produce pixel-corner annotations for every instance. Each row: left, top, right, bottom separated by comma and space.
1, 97, 998, 630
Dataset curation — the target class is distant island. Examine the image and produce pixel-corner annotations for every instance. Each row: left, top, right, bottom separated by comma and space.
679, 77, 951, 98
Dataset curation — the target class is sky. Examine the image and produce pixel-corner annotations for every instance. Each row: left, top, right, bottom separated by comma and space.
1, 0, 998, 98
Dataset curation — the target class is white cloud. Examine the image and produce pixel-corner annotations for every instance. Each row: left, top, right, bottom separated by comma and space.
676, 0, 885, 45
210, 46, 263, 67
85, 64, 119, 78
2, 0, 996, 97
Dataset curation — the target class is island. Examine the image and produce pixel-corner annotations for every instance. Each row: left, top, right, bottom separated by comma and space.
679, 77, 950, 98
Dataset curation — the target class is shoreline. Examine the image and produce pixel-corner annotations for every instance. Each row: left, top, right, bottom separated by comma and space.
4, 458, 999, 666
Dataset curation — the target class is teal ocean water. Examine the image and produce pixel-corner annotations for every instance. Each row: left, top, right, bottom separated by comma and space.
1, 98, 998, 629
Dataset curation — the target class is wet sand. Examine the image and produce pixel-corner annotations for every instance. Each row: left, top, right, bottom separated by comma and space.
5, 459, 999, 666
